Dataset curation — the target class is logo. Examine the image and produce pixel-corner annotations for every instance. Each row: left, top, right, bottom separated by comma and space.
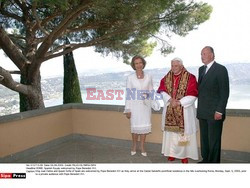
0, 173, 26, 179
85, 88, 162, 100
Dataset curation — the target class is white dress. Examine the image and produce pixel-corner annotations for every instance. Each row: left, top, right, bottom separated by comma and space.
124, 73, 156, 134
161, 92, 199, 160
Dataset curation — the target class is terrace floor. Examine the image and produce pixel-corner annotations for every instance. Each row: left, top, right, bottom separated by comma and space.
4, 135, 249, 164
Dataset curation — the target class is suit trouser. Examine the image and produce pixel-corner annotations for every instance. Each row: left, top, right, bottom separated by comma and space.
199, 119, 223, 163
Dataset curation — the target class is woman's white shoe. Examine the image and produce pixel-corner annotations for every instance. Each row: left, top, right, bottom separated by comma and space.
131, 151, 136, 156
141, 152, 147, 157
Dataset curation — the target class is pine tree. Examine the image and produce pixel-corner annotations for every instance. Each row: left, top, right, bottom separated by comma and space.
0, 0, 212, 111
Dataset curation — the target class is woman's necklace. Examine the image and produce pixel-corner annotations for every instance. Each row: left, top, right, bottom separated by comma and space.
136, 71, 144, 79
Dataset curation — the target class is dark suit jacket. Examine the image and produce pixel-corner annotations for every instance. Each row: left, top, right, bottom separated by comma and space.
197, 62, 230, 120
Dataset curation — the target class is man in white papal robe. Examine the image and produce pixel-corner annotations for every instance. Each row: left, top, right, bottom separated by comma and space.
157, 58, 199, 163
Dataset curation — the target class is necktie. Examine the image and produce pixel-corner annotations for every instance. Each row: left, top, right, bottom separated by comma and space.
200, 65, 207, 82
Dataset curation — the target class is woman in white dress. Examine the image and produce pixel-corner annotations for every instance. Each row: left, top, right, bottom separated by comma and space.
124, 55, 157, 157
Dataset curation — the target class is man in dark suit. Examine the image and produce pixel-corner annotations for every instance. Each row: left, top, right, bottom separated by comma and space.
197, 46, 230, 163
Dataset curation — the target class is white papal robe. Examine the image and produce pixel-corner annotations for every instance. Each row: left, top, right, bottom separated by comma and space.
161, 92, 199, 160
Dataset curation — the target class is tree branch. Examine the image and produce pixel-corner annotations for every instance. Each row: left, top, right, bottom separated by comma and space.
36, 1, 93, 59
0, 27, 30, 71
46, 18, 126, 57
9, 70, 21, 74
43, 25, 137, 61
0, 66, 29, 95
0, 5, 23, 22
31, 1, 50, 36
66, 21, 113, 34
43, 39, 107, 61
44, 12, 168, 62
46, 43, 72, 56
38, 11, 62, 30
47, 21, 116, 56
14, 0, 27, 10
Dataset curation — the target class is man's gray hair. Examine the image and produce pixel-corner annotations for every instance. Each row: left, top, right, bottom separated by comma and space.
171, 57, 183, 65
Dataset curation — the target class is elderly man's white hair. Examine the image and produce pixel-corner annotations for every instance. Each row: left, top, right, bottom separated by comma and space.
171, 57, 183, 65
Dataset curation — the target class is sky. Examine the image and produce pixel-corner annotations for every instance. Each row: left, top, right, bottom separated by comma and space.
1, 0, 250, 78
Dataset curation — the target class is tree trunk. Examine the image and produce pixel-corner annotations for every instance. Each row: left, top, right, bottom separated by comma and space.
19, 74, 29, 112
19, 69, 45, 112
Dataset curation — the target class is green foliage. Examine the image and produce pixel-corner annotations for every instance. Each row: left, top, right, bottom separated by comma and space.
63, 38, 82, 104
0, 0, 212, 64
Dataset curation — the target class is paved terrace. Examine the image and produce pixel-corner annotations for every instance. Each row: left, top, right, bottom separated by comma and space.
1, 134, 249, 163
